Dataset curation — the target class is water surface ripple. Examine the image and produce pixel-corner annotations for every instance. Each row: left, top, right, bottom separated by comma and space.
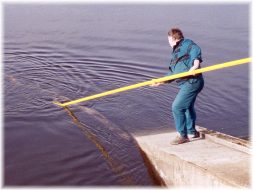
4, 4, 249, 185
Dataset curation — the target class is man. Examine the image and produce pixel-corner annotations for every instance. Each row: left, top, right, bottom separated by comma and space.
151, 28, 204, 145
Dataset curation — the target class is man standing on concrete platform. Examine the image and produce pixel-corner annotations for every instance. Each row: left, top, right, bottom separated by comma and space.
151, 28, 204, 145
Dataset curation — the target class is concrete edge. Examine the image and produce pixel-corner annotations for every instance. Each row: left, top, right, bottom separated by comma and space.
196, 126, 251, 155
136, 140, 244, 187
133, 126, 251, 187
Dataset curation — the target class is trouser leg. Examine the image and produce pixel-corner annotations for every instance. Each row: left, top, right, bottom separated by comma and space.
185, 98, 197, 134
172, 79, 204, 137
172, 93, 187, 137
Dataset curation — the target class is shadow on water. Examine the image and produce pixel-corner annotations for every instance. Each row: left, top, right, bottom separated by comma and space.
61, 104, 165, 186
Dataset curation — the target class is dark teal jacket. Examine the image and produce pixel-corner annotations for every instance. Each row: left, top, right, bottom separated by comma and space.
167, 38, 203, 85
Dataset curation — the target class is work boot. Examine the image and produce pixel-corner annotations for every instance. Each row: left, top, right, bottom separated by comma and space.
188, 131, 200, 139
170, 135, 190, 145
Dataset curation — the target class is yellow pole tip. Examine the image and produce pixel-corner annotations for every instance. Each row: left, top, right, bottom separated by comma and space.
53, 101, 64, 107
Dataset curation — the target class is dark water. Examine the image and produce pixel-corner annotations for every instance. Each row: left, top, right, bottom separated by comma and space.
4, 4, 249, 186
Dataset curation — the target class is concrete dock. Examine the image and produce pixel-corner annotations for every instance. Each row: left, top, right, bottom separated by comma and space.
134, 126, 251, 188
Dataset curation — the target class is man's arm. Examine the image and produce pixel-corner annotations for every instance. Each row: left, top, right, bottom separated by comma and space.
189, 43, 202, 74
189, 59, 200, 72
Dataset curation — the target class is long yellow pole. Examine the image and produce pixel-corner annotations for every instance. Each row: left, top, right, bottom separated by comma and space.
53, 57, 251, 107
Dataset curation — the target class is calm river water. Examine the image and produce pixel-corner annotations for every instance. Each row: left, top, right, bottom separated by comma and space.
4, 3, 249, 186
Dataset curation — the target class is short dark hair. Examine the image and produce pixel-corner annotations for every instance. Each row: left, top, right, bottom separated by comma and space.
168, 28, 184, 40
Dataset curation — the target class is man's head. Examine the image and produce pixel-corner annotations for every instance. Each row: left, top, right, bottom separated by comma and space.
168, 28, 184, 48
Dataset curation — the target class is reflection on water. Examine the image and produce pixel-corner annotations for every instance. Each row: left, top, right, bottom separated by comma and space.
4, 4, 249, 185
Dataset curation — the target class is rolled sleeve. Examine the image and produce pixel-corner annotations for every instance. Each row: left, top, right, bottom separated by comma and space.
190, 45, 202, 63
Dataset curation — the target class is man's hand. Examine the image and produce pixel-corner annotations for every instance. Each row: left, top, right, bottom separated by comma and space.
150, 82, 164, 87
190, 70, 196, 76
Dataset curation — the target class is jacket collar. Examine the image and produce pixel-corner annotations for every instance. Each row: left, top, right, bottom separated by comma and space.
173, 39, 184, 52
